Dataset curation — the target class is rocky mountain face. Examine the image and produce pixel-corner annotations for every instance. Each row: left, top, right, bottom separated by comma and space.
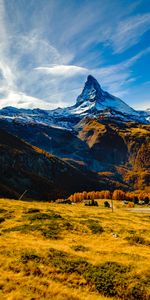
0, 75, 149, 198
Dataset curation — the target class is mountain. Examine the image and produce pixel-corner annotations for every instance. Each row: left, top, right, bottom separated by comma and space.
139, 108, 150, 122
70, 75, 138, 117
0, 128, 110, 200
0, 75, 148, 128
76, 117, 150, 190
0, 75, 149, 197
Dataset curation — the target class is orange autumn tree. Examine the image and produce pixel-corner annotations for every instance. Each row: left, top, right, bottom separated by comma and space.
112, 190, 125, 200
104, 190, 111, 199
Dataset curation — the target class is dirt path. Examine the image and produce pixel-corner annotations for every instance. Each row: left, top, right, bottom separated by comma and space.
127, 208, 150, 213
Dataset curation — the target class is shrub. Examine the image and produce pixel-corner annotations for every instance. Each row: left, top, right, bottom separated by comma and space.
126, 235, 146, 245
87, 220, 104, 234
0, 217, 5, 223
56, 199, 72, 204
84, 199, 98, 206
0, 208, 7, 213
26, 208, 40, 213
144, 197, 149, 204
20, 250, 41, 264
3, 222, 61, 241
104, 201, 110, 208
71, 245, 89, 252
27, 212, 62, 221
85, 261, 130, 297
126, 283, 148, 300
3, 224, 42, 233
133, 196, 139, 204
41, 222, 61, 239
63, 221, 74, 230
48, 248, 89, 274
47, 249, 147, 299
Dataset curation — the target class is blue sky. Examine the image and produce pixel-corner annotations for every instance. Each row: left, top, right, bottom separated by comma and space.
0, 0, 149, 110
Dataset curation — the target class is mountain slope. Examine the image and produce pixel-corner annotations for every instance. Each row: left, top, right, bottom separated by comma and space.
0, 128, 109, 200
76, 117, 150, 190
0, 119, 92, 162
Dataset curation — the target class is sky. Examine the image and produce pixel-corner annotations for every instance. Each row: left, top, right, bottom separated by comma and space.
0, 0, 150, 110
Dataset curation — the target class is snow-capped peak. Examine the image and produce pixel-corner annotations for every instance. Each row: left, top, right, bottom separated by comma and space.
74, 75, 138, 116
76, 75, 103, 104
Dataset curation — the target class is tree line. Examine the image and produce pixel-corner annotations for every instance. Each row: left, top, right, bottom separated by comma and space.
68, 190, 150, 204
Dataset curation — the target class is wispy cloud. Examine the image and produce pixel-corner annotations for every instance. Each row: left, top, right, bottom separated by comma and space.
0, 0, 149, 110
0, 0, 17, 93
92, 46, 150, 99
111, 13, 150, 53
48, 0, 149, 59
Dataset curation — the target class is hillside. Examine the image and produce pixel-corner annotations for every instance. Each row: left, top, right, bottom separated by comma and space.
0, 128, 107, 200
76, 118, 150, 189
0, 198, 150, 300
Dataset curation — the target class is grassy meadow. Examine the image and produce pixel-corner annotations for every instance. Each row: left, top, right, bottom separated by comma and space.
0, 198, 150, 300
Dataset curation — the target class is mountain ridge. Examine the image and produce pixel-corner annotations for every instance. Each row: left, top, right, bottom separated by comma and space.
0, 75, 149, 198
0, 75, 148, 127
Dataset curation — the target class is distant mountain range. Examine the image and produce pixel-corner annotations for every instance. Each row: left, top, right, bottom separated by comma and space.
0, 75, 149, 199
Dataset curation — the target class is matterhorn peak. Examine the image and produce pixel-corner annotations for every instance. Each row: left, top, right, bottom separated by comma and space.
76, 74, 103, 105
86, 74, 101, 87
74, 75, 138, 117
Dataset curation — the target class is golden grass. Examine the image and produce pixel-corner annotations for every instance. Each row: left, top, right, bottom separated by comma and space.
78, 120, 106, 147
0, 198, 150, 300
130, 127, 150, 136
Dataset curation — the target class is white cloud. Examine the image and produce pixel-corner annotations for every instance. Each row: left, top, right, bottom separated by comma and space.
0, 61, 15, 89
0, 90, 64, 110
35, 65, 88, 77
132, 102, 150, 110
0, 0, 19, 96
0, 0, 7, 52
